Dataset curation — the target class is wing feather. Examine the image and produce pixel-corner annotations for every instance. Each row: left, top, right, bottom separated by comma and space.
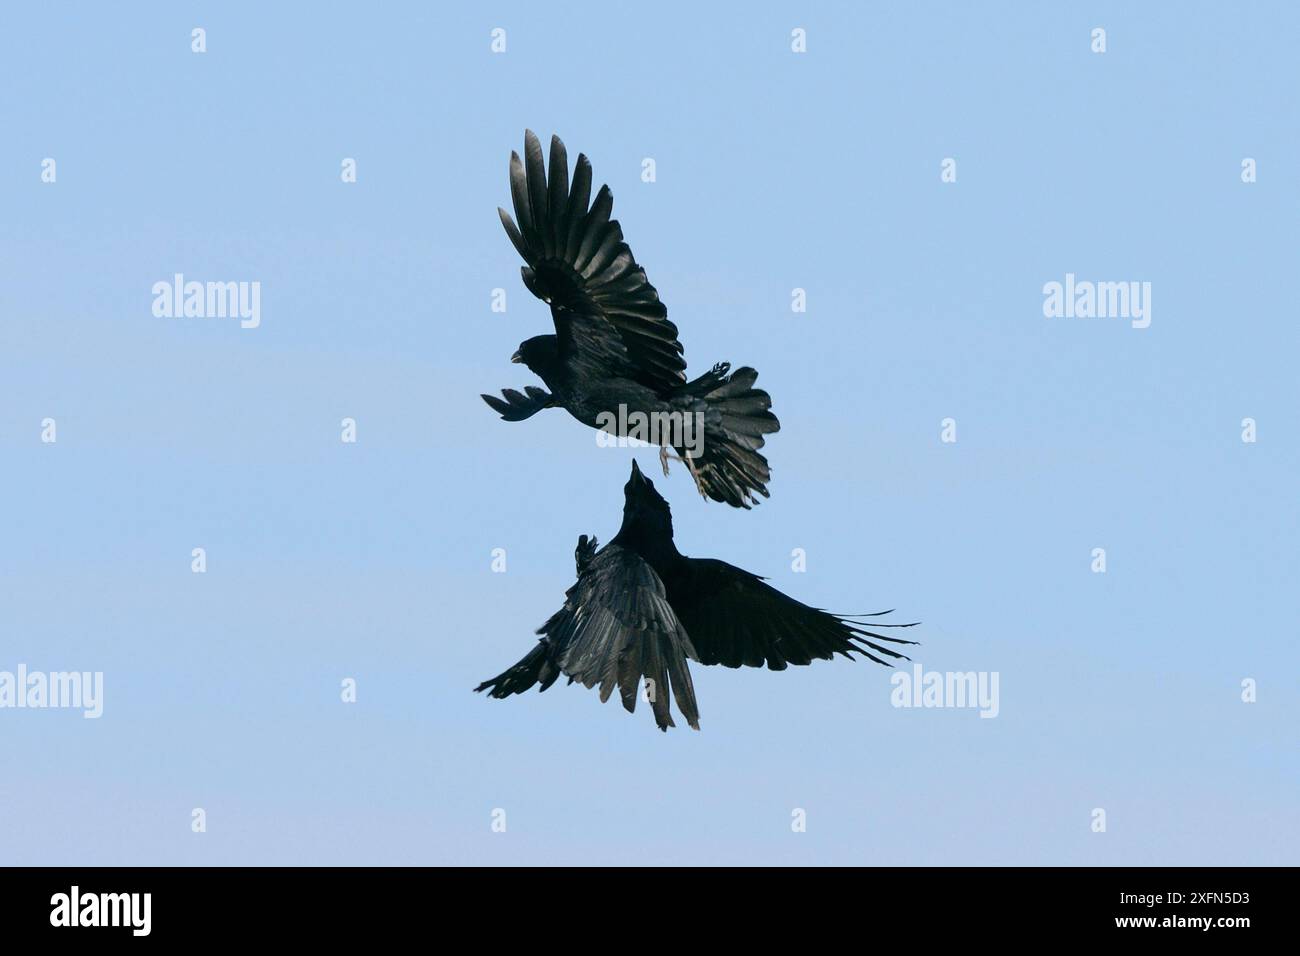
480, 385, 554, 421
673, 558, 918, 671
499, 131, 687, 391
537, 544, 700, 730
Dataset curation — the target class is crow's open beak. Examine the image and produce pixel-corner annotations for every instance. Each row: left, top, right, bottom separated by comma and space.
510, 350, 523, 364
629, 459, 645, 486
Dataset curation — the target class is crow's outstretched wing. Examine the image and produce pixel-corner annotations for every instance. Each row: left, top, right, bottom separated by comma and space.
498, 131, 687, 392
480, 385, 553, 421
672, 559, 918, 670
484, 542, 700, 730
474, 534, 602, 700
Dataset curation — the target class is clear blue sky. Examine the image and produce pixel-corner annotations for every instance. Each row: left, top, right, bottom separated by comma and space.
1, 2, 1296, 865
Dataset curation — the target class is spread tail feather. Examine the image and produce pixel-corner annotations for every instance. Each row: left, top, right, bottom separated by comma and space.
677, 363, 780, 509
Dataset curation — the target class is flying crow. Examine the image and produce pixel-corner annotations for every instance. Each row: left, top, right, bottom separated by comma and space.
475, 460, 918, 730
482, 131, 781, 508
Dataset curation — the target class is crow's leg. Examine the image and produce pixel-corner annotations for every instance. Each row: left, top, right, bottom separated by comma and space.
660, 445, 708, 498
658, 443, 674, 477
683, 454, 708, 498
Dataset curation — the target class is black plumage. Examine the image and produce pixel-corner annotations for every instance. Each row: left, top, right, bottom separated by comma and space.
475, 461, 918, 731
482, 131, 781, 509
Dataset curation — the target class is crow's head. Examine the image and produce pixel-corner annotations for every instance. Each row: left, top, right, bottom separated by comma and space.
512, 334, 562, 384
620, 459, 675, 543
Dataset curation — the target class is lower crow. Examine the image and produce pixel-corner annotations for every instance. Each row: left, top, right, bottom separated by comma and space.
475, 461, 918, 731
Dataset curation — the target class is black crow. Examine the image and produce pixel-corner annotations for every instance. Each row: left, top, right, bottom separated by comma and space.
482, 131, 781, 509
475, 461, 918, 731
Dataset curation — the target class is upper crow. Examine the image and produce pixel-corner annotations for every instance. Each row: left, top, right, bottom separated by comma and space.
475, 460, 918, 731
482, 131, 780, 509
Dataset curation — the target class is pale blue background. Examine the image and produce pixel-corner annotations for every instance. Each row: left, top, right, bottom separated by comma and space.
1, 2, 1296, 866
